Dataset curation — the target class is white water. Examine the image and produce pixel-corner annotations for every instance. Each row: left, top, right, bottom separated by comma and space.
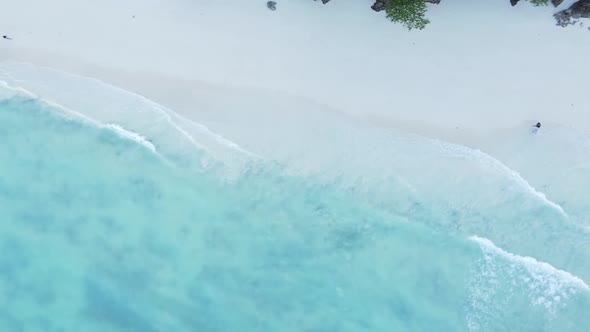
1, 61, 590, 332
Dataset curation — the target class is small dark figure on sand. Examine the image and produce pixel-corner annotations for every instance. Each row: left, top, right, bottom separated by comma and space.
532, 122, 541, 135
267, 1, 277, 11
2, 35, 12, 40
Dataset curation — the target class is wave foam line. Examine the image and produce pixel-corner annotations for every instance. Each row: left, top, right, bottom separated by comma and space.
469, 235, 589, 290
438, 141, 568, 218
14, 62, 258, 159
106, 124, 156, 153
143, 98, 260, 159
0, 79, 160, 155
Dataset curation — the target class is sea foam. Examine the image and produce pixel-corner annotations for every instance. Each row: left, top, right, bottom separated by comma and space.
0, 62, 256, 171
1, 61, 590, 332
470, 235, 588, 291
467, 235, 588, 331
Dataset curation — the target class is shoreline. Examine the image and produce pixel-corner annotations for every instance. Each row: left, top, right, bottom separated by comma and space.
2, 2, 590, 329
1, 0, 590, 169
0, 48, 587, 147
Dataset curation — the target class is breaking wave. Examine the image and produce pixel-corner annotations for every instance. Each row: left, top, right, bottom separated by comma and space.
1, 61, 589, 331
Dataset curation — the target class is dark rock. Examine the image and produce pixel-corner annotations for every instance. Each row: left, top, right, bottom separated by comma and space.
570, 0, 590, 17
267, 1, 277, 11
322, 0, 331, 3
552, 0, 564, 7
425, 0, 441, 3
554, 10, 572, 26
554, 0, 590, 27
510, 0, 520, 6
371, 0, 387, 12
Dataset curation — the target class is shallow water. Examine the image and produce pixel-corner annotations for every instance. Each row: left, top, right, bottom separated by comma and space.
1, 66, 589, 331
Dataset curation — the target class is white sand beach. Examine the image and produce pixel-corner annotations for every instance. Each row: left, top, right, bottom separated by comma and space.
1, 0, 589, 137
3, 3, 590, 330
1, 0, 589, 210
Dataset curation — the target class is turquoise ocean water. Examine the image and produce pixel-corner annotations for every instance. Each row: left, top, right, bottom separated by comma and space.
1, 65, 590, 331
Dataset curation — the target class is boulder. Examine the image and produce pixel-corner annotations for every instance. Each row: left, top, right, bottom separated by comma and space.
569, 0, 590, 18
554, 0, 590, 27
267, 1, 277, 11
371, 0, 387, 12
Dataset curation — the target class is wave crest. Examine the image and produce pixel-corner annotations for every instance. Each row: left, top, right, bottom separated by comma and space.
0, 62, 257, 173
466, 235, 588, 331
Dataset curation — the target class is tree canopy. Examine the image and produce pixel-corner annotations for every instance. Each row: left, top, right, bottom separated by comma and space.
385, 0, 430, 30
385, 0, 550, 30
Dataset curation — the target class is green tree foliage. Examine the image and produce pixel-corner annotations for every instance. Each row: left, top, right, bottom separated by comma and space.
385, 0, 430, 30
383, 0, 549, 30
530, 0, 549, 5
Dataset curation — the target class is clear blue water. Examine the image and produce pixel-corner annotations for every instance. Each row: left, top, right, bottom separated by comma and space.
1, 74, 590, 331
